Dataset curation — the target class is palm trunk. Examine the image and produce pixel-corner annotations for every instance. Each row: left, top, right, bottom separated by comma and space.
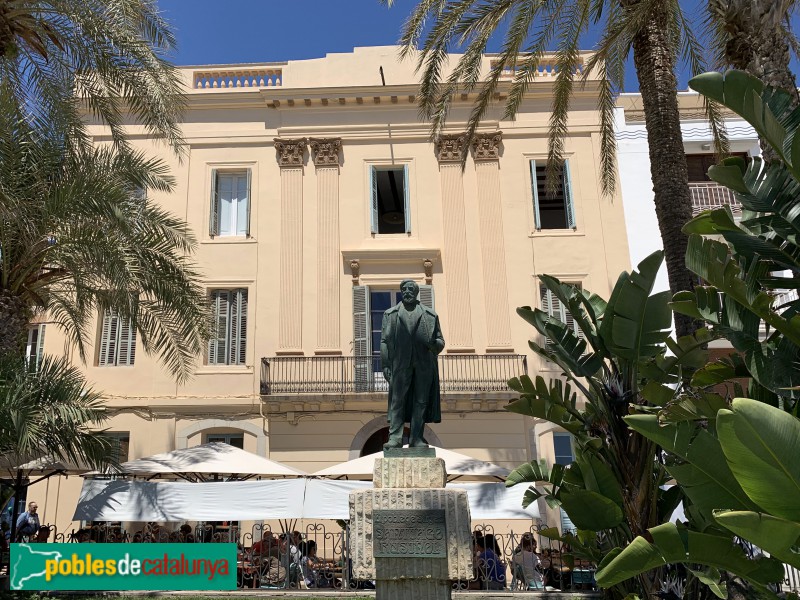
626, 1, 698, 338
710, 0, 798, 162
0, 288, 30, 357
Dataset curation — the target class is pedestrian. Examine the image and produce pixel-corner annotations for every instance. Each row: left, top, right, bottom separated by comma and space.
15, 501, 40, 542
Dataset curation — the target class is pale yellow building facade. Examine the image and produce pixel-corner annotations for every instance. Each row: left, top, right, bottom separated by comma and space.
30, 46, 631, 534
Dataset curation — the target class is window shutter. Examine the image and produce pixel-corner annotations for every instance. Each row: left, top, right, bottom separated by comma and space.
35, 325, 45, 371
209, 169, 219, 237
563, 160, 576, 229
418, 284, 434, 309
209, 291, 230, 365
369, 167, 378, 234
403, 165, 411, 233
531, 160, 542, 230
117, 317, 137, 366
245, 169, 252, 237
99, 310, 119, 366
352, 285, 371, 391
228, 289, 247, 365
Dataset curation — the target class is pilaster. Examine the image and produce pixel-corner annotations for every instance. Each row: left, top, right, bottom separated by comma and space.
435, 135, 474, 349
310, 138, 342, 352
471, 132, 512, 349
275, 138, 307, 352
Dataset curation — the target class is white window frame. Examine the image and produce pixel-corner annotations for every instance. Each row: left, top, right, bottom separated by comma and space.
209, 169, 251, 238
208, 288, 248, 366
205, 433, 244, 448
370, 165, 411, 234
98, 310, 136, 367
530, 159, 576, 230
25, 324, 46, 371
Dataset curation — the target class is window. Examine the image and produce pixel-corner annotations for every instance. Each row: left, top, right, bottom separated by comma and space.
98, 310, 136, 367
530, 160, 575, 230
552, 432, 576, 533
208, 289, 248, 365
540, 283, 582, 349
206, 433, 244, 449
25, 324, 46, 372
685, 153, 748, 183
103, 432, 130, 463
370, 165, 410, 234
352, 284, 433, 390
209, 170, 251, 237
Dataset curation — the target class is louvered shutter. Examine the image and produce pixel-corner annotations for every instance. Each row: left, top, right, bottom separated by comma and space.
403, 165, 411, 233
540, 284, 555, 351
228, 289, 247, 365
117, 317, 137, 366
209, 291, 230, 365
353, 286, 371, 391
418, 284, 434, 309
369, 167, 378, 233
530, 160, 542, 230
563, 160, 576, 229
209, 169, 219, 237
245, 169, 252, 237
99, 310, 119, 366
35, 325, 45, 371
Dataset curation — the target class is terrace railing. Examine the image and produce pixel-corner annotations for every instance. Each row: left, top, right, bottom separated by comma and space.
689, 181, 741, 216
261, 354, 527, 395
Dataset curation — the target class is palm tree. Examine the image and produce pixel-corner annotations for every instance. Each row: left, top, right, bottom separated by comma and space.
382, 0, 723, 337
0, 86, 207, 381
0, 354, 113, 542
706, 0, 799, 161
0, 0, 185, 153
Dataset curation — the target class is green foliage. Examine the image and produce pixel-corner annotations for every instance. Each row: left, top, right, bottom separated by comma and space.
673, 70, 800, 409
0, 0, 186, 154
0, 86, 207, 381
0, 354, 112, 471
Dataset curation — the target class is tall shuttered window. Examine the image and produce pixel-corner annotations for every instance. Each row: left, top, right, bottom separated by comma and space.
352, 284, 434, 390
209, 170, 251, 237
208, 289, 248, 366
530, 160, 576, 230
25, 324, 46, 372
370, 165, 410, 234
553, 432, 577, 533
98, 311, 136, 367
540, 284, 582, 350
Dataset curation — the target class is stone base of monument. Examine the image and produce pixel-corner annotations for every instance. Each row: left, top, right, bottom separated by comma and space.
349, 449, 473, 600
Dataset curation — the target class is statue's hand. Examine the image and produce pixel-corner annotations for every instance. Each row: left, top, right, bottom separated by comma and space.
383, 368, 391, 383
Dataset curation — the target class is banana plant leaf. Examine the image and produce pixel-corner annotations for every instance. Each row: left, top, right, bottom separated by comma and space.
717, 399, 800, 522
713, 510, 800, 570
595, 522, 785, 588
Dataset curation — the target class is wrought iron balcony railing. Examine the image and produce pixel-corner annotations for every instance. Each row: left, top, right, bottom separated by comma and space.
260, 354, 527, 395
689, 182, 741, 216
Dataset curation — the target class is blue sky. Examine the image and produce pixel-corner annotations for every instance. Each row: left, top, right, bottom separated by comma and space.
157, 0, 798, 93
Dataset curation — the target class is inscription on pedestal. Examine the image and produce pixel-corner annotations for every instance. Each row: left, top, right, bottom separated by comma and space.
373, 509, 447, 558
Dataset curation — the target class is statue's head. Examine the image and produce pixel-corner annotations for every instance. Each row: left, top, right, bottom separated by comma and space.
400, 279, 419, 305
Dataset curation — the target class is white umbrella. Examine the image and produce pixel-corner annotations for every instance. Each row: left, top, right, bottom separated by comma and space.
312, 446, 510, 481
117, 442, 306, 481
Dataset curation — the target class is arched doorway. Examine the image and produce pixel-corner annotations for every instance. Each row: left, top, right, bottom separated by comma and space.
349, 416, 443, 459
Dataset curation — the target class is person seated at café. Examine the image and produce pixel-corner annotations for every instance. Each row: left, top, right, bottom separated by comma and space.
252, 532, 280, 561
299, 540, 335, 588
33, 526, 51, 543
475, 534, 506, 590
179, 524, 195, 543
512, 533, 545, 588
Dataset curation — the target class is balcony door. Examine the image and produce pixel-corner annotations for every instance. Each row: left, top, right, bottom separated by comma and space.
352, 284, 434, 392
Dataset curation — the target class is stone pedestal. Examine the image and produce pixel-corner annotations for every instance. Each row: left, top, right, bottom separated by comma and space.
349, 450, 473, 600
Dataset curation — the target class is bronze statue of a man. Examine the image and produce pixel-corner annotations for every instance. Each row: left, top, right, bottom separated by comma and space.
380, 279, 445, 450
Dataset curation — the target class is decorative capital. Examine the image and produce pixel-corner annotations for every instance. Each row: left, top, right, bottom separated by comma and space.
309, 138, 342, 167
274, 138, 307, 167
471, 132, 502, 161
435, 134, 467, 163
423, 258, 434, 284
350, 259, 360, 285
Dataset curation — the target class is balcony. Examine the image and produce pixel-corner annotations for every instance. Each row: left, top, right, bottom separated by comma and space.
260, 354, 527, 396
689, 182, 741, 216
